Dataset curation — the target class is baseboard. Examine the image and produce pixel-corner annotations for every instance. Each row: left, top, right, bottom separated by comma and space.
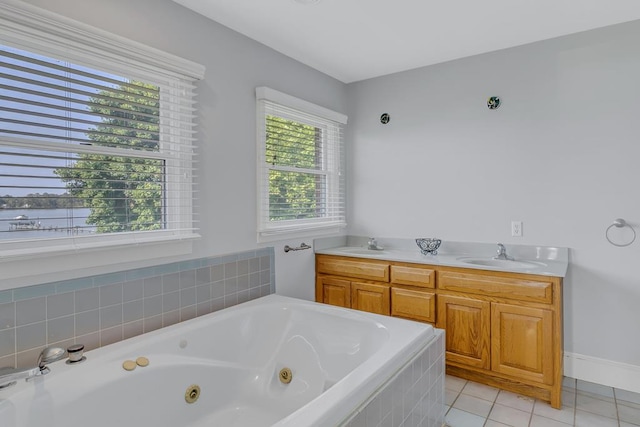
564, 352, 640, 393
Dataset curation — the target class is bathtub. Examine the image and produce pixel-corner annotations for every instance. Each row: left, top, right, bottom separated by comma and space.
0, 294, 444, 427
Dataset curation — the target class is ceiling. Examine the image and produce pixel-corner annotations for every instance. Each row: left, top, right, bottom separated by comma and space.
173, 0, 640, 83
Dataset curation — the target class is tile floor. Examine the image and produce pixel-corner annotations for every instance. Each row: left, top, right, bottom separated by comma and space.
445, 375, 640, 427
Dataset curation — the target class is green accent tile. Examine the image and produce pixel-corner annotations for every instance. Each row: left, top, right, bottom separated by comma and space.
55, 278, 93, 293
221, 254, 238, 264
93, 272, 126, 286
179, 260, 200, 271
14, 284, 56, 301
207, 257, 223, 266
255, 247, 271, 257
125, 266, 156, 281
0, 290, 13, 304
153, 263, 179, 275
237, 251, 256, 261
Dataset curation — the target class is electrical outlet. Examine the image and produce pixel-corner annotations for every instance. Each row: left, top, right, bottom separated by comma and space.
511, 221, 523, 237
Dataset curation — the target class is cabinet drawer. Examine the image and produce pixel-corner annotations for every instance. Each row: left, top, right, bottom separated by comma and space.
438, 271, 553, 304
391, 288, 435, 323
390, 265, 435, 288
317, 256, 389, 282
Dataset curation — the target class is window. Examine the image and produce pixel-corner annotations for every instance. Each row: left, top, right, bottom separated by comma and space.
0, 1, 204, 259
256, 87, 347, 240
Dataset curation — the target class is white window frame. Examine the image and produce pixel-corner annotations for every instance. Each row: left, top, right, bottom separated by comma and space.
0, 0, 204, 286
256, 87, 347, 242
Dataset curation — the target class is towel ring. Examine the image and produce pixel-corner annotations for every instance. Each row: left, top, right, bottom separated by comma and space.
605, 218, 636, 247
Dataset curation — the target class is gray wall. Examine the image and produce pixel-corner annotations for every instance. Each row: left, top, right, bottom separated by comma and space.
346, 22, 640, 368
14, 0, 640, 380
18, 0, 348, 297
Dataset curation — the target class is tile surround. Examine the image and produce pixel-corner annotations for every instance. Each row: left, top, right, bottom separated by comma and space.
344, 330, 445, 427
0, 247, 275, 369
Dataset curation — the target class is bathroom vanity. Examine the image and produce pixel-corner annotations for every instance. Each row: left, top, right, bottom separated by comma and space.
314, 239, 567, 408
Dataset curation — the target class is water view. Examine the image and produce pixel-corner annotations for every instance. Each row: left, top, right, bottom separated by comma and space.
0, 208, 94, 240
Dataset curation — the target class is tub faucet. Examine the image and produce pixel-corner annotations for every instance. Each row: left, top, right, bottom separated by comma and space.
367, 237, 383, 251
494, 243, 514, 261
0, 346, 65, 390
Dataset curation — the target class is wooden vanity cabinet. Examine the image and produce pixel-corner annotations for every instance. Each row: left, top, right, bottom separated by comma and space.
437, 295, 554, 383
490, 303, 554, 385
351, 282, 390, 315
315, 253, 564, 408
390, 287, 435, 323
436, 294, 491, 369
315, 256, 390, 315
316, 275, 351, 308
438, 268, 562, 408
390, 264, 436, 323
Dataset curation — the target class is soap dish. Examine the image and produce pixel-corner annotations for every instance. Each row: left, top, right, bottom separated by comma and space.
416, 238, 441, 255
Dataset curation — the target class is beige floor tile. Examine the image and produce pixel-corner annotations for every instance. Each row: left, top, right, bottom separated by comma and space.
445, 408, 485, 427
617, 388, 640, 407
576, 380, 615, 399
618, 403, 640, 426
495, 390, 535, 413
576, 393, 618, 419
576, 381, 615, 404
489, 403, 531, 427
446, 389, 459, 406
461, 381, 499, 402
574, 409, 618, 427
561, 389, 577, 408
445, 375, 467, 393
576, 390, 615, 404
529, 414, 573, 427
443, 377, 632, 427
562, 377, 577, 390
533, 399, 575, 425
452, 393, 493, 418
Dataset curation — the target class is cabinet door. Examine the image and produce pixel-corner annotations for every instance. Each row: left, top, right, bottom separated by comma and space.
437, 294, 490, 369
491, 303, 553, 385
391, 287, 435, 323
352, 282, 390, 315
317, 276, 351, 308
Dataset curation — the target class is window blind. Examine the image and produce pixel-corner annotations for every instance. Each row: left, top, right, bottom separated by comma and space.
0, 1, 204, 256
256, 87, 347, 238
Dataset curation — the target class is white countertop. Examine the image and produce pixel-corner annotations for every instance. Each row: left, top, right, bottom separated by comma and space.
314, 237, 569, 278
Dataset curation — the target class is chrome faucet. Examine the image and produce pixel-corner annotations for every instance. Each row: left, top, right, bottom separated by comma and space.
0, 346, 65, 390
367, 237, 384, 251
494, 243, 514, 261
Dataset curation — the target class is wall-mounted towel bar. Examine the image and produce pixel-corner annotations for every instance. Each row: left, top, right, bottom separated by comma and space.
284, 243, 311, 253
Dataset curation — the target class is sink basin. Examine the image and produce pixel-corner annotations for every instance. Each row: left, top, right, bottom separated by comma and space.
342, 248, 387, 255
457, 257, 546, 270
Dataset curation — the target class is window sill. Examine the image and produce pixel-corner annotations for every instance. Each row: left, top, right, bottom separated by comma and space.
0, 233, 200, 292
257, 224, 346, 244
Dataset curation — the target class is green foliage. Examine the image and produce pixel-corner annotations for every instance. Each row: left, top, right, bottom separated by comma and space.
266, 115, 322, 221
54, 82, 163, 233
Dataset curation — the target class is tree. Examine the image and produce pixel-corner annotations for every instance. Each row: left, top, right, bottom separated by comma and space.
266, 115, 322, 221
54, 81, 163, 233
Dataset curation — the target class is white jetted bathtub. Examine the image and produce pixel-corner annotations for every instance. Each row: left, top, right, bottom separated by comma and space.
0, 295, 443, 427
